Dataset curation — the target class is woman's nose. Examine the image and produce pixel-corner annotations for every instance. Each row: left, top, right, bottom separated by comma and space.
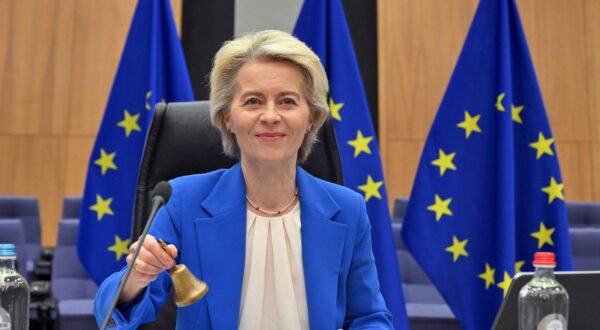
259, 102, 280, 123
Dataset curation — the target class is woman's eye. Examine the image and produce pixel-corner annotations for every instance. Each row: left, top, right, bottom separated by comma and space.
243, 98, 259, 105
281, 98, 297, 106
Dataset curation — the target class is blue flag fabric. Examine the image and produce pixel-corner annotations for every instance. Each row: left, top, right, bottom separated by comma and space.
294, 1, 410, 328
77, 0, 194, 285
401, 0, 573, 329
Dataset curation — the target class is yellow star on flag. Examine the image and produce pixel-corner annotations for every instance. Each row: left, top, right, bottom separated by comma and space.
357, 175, 383, 202
529, 132, 554, 160
117, 109, 142, 137
347, 130, 373, 157
145, 91, 152, 110
108, 235, 131, 261
512, 104, 524, 124
89, 194, 114, 221
445, 235, 468, 262
329, 97, 344, 121
427, 194, 453, 221
531, 222, 555, 248
431, 149, 457, 176
497, 271, 513, 297
541, 176, 565, 204
495, 93, 506, 111
457, 111, 482, 139
515, 260, 525, 274
478, 263, 496, 289
94, 148, 117, 175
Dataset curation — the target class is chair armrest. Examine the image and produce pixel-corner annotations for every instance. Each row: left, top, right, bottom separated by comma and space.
40, 246, 55, 261
30, 280, 51, 300
29, 298, 57, 328
34, 246, 55, 280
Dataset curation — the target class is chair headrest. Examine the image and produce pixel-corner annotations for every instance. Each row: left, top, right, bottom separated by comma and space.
0, 197, 39, 217
57, 219, 80, 246
62, 197, 83, 219
132, 101, 343, 239
0, 219, 26, 244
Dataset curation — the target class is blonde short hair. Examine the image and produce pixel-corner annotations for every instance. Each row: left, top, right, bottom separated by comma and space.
209, 30, 329, 163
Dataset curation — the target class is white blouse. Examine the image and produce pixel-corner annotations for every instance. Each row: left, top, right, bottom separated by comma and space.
238, 203, 309, 330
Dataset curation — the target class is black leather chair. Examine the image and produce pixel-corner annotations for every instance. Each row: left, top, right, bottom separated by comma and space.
132, 101, 343, 329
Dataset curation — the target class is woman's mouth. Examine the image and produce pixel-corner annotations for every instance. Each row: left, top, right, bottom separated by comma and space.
256, 132, 286, 141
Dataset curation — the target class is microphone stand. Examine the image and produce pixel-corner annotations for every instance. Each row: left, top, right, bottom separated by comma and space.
99, 195, 166, 330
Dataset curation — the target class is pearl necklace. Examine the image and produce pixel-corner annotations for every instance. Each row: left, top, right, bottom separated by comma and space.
245, 189, 299, 215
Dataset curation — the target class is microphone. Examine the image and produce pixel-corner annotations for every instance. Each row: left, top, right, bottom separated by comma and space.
100, 181, 172, 330
150, 181, 172, 206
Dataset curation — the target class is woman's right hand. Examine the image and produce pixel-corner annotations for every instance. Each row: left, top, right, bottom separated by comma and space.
119, 234, 178, 303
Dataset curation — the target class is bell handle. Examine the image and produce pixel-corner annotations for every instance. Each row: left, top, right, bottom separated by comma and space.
157, 238, 177, 263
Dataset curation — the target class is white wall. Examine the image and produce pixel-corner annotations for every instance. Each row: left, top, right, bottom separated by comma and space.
234, 0, 303, 37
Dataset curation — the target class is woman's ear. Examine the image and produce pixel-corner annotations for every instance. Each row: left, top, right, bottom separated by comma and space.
223, 113, 232, 132
307, 112, 315, 132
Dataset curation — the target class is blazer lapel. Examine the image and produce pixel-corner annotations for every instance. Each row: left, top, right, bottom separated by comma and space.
191, 165, 348, 329
297, 167, 347, 329
194, 164, 246, 329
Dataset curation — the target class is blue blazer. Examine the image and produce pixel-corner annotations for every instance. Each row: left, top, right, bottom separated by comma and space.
95, 163, 393, 329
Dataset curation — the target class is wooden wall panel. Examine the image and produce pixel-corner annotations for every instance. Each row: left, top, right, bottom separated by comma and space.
555, 142, 594, 201
378, 1, 478, 143
584, 0, 600, 142
64, 137, 95, 196
518, 0, 591, 142
0, 0, 182, 245
67, 2, 137, 136
379, 0, 600, 208
0, 0, 67, 135
593, 144, 600, 200
0, 137, 67, 245
385, 141, 424, 199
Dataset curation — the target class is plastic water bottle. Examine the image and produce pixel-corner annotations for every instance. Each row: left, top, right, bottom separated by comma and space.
0, 244, 29, 330
518, 252, 568, 330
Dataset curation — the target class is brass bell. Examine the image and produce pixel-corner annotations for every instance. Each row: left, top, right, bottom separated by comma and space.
158, 239, 209, 307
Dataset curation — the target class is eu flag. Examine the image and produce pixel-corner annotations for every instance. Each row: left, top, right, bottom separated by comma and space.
294, 0, 410, 328
401, 0, 573, 329
77, 0, 194, 285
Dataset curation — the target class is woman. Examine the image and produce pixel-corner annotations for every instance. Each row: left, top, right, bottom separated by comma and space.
94, 30, 393, 329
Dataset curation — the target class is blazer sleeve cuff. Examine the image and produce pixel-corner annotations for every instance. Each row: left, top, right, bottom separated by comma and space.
95, 268, 169, 329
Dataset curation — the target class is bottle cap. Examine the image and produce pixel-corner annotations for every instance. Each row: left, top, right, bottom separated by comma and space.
533, 251, 556, 266
0, 244, 16, 257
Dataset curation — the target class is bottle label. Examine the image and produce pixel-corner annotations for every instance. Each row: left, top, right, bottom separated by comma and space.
537, 313, 567, 330
0, 307, 10, 330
